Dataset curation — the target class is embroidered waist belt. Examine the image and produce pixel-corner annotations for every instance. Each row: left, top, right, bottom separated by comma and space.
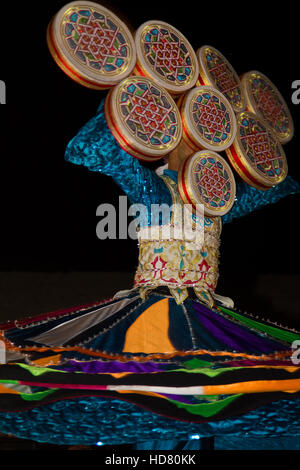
134, 227, 220, 305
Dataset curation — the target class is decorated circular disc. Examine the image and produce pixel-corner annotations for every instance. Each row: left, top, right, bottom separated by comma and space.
178, 151, 236, 217
47, 1, 136, 89
105, 76, 182, 160
197, 46, 246, 113
179, 86, 237, 152
226, 111, 288, 189
241, 71, 294, 144
134, 21, 199, 95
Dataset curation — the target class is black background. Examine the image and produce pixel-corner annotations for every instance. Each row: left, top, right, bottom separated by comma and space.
1, 0, 299, 281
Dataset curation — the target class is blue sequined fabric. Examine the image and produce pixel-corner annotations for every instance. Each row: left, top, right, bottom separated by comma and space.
223, 177, 300, 224
65, 100, 172, 217
163, 170, 300, 224
0, 397, 299, 446
65, 99, 300, 226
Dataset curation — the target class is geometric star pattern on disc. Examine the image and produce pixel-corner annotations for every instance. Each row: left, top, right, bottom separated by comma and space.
203, 47, 243, 111
142, 26, 193, 86
257, 88, 283, 123
209, 62, 237, 94
120, 80, 178, 147
244, 131, 274, 169
63, 8, 130, 73
119, 80, 179, 147
193, 156, 232, 208
250, 77, 290, 137
192, 91, 231, 144
240, 115, 285, 178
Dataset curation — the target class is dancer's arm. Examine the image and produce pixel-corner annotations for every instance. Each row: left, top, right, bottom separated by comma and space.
64, 99, 172, 213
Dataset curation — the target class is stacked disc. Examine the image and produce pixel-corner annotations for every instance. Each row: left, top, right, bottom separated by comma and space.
104, 76, 182, 161
241, 71, 294, 144
178, 85, 237, 154
47, 3, 293, 196
175, 84, 237, 216
197, 45, 246, 113
134, 21, 199, 95
178, 150, 236, 216
225, 110, 288, 190
47, 1, 137, 89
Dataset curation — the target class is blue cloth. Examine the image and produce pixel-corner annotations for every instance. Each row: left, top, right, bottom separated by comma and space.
65, 99, 300, 226
0, 397, 299, 447
65, 100, 172, 216
223, 177, 300, 224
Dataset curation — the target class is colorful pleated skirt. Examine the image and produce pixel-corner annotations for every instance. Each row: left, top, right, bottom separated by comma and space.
0, 290, 300, 446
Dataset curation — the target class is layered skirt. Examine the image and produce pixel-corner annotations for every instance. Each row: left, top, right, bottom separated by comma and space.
0, 290, 300, 446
